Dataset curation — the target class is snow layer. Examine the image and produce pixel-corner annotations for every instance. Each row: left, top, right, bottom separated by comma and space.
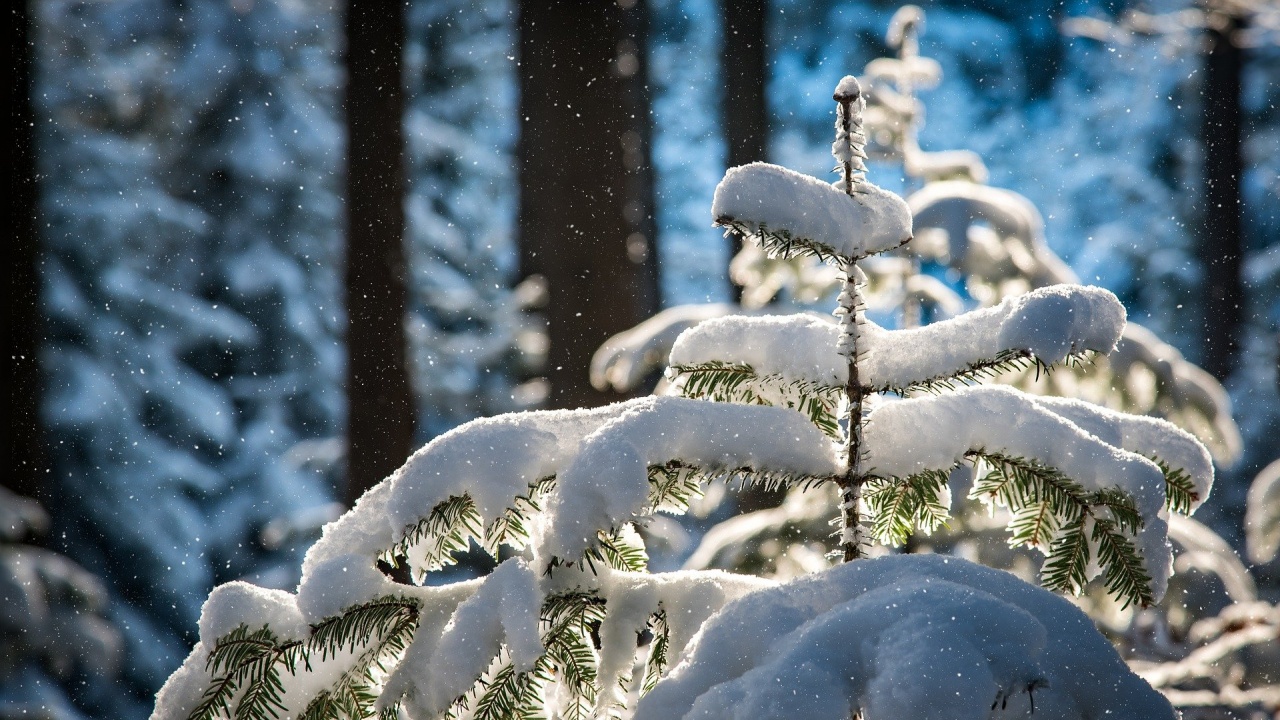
668, 313, 844, 385
408, 559, 542, 718
1029, 395, 1213, 512
668, 285, 1126, 392
151, 583, 309, 720
387, 401, 651, 546
540, 396, 841, 561
636, 555, 1173, 720
197, 582, 307, 644
592, 568, 773, 715
862, 385, 1171, 598
712, 162, 911, 260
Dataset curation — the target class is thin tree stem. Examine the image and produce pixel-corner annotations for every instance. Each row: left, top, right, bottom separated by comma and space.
833, 82, 866, 562
840, 269, 866, 562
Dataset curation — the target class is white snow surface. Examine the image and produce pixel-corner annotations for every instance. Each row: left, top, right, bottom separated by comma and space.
667, 285, 1126, 392
1029, 395, 1213, 512
863, 385, 1172, 598
539, 396, 841, 561
636, 555, 1173, 720
409, 559, 543, 718
712, 162, 911, 260
197, 581, 307, 644
150, 641, 215, 720
388, 400, 652, 546
592, 568, 774, 715
668, 313, 844, 385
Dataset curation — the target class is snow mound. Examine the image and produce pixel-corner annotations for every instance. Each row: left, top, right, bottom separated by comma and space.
712, 162, 911, 261
637, 555, 1173, 720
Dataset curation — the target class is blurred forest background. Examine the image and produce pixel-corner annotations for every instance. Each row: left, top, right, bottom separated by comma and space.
5, 0, 1278, 718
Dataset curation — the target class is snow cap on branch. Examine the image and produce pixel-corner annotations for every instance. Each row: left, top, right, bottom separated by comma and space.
668, 284, 1127, 393
712, 162, 911, 261
539, 396, 841, 561
1029, 395, 1213, 512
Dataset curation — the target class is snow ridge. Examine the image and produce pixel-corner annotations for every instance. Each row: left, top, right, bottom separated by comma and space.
668, 284, 1126, 393
712, 162, 911, 261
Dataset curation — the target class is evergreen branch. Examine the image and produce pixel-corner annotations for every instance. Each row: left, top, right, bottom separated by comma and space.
469, 652, 552, 720
668, 362, 843, 439
647, 460, 836, 515
1091, 517, 1155, 609
1087, 487, 1142, 535
1040, 516, 1090, 597
188, 597, 419, 720
298, 600, 419, 720
1007, 501, 1060, 550
190, 626, 286, 720
587, 528, 649, 572
1154, 457, 1198, 515
874, 349, 1093, 396
388, 494, 485, 577
863, 469, 951, 546
541, 592, 606, 720
646, 462, 706, 513
640, 610, 669, 695
967, 450, 1154, 607
714, 217, 847, 264
485, 476, 558, 556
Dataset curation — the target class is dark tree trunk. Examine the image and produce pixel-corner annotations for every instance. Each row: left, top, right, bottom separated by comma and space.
720, 0, 768, 303
1198, 13, 1245, 380
518, 0, 661, 409
344, 0, 415, 505
9, 0, 45, 502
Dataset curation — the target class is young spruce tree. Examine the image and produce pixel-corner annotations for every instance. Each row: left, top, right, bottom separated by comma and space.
152, 76, 1210, 720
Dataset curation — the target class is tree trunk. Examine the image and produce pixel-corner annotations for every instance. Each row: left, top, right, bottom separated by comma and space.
1198, 13, 1244, 380
720, 0, 768, 303
518, 0, 661, 409
344, 0, 415, 505
9, 0, 45, 502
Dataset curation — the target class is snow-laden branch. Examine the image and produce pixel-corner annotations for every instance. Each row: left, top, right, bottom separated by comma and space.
668, 284, 1126, 394
712, 162, 911, 262
1027, 395, 1213, 513
634, 555, 1174, 720
539, 396, 840, 561
590, 304, 739, 393
862, 385, 1172, 599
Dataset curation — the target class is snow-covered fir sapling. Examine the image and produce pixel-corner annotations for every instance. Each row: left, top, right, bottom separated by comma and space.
153, 77, 1210, 720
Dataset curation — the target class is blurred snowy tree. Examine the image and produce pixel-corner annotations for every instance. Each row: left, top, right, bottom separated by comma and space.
34, 0, 344, 715
402, 0, 536, 439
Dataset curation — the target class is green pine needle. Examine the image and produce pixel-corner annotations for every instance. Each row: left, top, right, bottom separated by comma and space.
1091, 517, 1156, 609
647, 460, 835, 517
877, 350, 1093, 396
714, 217, 847, 264
966, 450, 1154, 608
640, 610, 670, 695
668, 362, 844, 439
863, 469, 951, 546
1154, 457, 1198, 515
